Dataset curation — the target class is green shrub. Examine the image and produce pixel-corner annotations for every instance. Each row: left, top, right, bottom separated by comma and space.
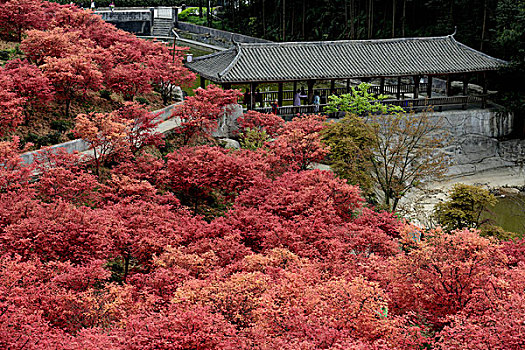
24, 132, 63, 148
99, 89, 112, 100
0, 50, 10, 61
134, 96, 149, 105
51, 119, 73, 133
240, 128, 268, 150
178, 7, 200, 21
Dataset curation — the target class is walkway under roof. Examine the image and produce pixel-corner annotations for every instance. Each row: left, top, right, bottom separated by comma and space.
185, 35, 506, 83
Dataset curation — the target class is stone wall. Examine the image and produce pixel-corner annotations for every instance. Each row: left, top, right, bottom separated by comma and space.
429, 108, 515, 176
97, 10, 153, 35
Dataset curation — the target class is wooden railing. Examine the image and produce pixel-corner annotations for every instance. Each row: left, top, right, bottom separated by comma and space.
253, 95, 487, 117
256, 84, 430, 105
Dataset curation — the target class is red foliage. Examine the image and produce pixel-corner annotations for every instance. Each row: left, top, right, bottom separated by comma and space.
32, 148, 102, 206
0, 74, 25, 135
237, 110, 284, 137
42, 53, 103, 116
235, 169, 362, 222
0, 0, 47, 41
21, 28, 93, 66
4, 59, 54, 114
1, 200, 110, 263
115, 305, 245, 350
146, 43, 196, 104
269, 114, 330, 170
173, 84, 243, 145
387, 228, 508, 328
106, 62, 152, 101
116, 102, 164, 153
165, 146, 270, 212
0, 137, 33, 191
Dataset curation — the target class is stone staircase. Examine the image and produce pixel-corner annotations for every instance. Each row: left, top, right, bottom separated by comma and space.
152, 18, 173, 37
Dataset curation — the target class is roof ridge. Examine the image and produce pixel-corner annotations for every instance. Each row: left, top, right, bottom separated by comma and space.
218, 43, 242, 78
449, 36, 508, 64
237, 35, 453, 47
191, 47, 236, 62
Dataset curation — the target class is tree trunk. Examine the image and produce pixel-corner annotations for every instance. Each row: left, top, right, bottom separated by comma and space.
367, 0, 374, 39
302, 0, 306, 39
344, 0, 348, 38
480, 0, 487, 50
65, 99, 71, 118
350, 0, 356, 39
392, 0, 396, 38
282, 0, 286, 41
262, 0, 266, 37
401, 0, 406, 37
123, 255, 130, 282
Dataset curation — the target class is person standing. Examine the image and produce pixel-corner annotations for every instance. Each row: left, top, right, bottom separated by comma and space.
90, 0, 95, 10
313, 91, 320, 113
255, 88, 263, 107
109, 1, 115, 12
271, 100, 279, 114
320, 91, 327, 113
244, 89, 252, 109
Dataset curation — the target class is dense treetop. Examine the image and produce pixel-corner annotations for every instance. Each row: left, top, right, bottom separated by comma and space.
0, 1, 524, 348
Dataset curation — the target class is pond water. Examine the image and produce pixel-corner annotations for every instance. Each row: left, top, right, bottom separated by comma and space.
483, 194, 525, 236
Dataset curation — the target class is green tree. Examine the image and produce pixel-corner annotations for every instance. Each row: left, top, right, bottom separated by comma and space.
321, 113, 376, 195
434, 183, 497, 231
324, 83, 404, 116
369, 110, 447, 212
495, 0, 525, 135
322, 83, 447, 211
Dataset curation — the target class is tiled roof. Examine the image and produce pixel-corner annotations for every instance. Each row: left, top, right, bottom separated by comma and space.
185, 36, 507, 83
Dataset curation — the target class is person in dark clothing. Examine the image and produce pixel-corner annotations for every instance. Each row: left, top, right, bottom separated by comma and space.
255, 88, 263, 107
271, 100, 279, 114
244, 89, 252, 108
320, 91, 327, 112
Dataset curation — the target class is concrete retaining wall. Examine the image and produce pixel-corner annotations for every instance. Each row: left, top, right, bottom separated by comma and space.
20, 103, 179, 165
97, 10, 153, 35
175, 22, 271, 48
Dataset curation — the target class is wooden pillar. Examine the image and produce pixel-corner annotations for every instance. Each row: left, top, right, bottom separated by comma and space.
427, 76, 433, 98
413, 75, 420, 99
482, 72, 488, 109
249, 82, 256, 110
200, 76, 206, 89
462, 73, 470, 96
446, 75, 452, 96
307, 79, 315, 104
396, 77, 401, 100
346, 78, 351, 93
278, 82, 283, 107
293, 81, 297, 95
380, 77, 385, 95
330, 79, 335, 94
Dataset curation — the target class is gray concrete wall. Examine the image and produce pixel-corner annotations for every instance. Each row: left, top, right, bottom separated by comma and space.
97, 10, 152, 35
20, 103, 179, 165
